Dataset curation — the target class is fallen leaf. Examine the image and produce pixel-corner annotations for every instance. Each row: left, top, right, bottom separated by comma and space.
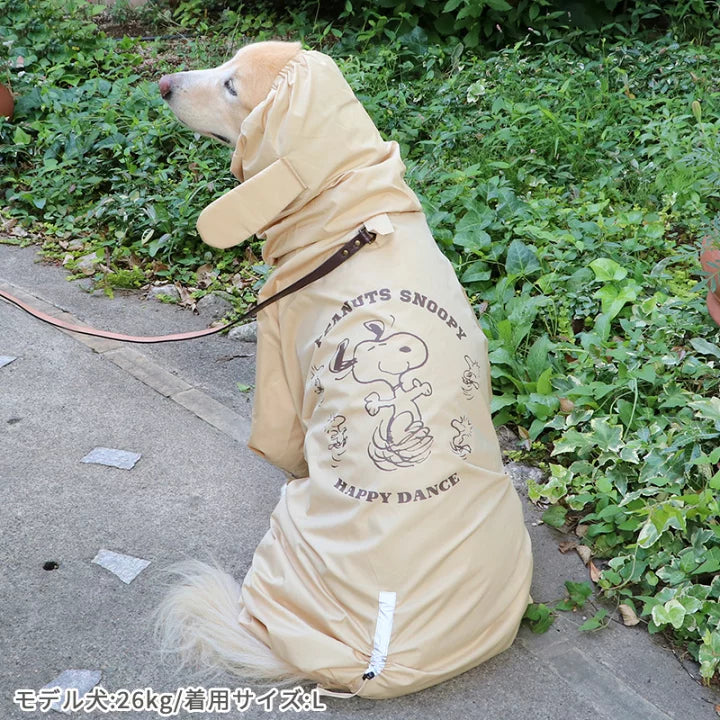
576, 545, 592, 565
177, 285, 197, 311
230, 272, 250, 289
558, 541, 578, 554
618, 604, 640, 626
589, 560, 602, 583
517, 426, 531, 450
575, 524, 589, 538
559, 397, 575, 413
196, 263, 217, 289
714, 703, 720, 717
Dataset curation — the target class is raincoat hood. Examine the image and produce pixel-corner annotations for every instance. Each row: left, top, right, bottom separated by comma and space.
196, 49, 422, 265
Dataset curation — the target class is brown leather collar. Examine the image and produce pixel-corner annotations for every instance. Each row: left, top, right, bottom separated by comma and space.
0, 226, 376, 344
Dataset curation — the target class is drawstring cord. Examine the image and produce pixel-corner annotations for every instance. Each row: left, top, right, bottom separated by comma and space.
314, 590, 396, 700
315, 677, 369, 699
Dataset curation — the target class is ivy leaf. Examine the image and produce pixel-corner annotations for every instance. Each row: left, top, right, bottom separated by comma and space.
443, 0, 463, 11
522, 603, 554, 633
484, 0, 512, 10
147, 233, 171, 258
490, 394, 517, 413
656, 564, 687, 586
590, 418, 624, 453
593, 281, 640, 320
505, 239, 540, 276
589, 258, 628, 282
711, 471, 720, 490
689, 397, 720, 424
556, 580, 593, 611
596, 475, 613, 494
526, 392, 560, 420
637, 518, 660, 548
579, 608, 608, 631
460, 260, 491, 284
699, 630, 720, 679
692, 548, 720, 575
689, 337, 720, 359
651, 599, 686, 629
454, 208, 492, 252
552, 428, 597, 458
13, 127, 32, 145
542, 504, 567, 528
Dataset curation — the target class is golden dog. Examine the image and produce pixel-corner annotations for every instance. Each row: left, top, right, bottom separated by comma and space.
155, 40, 533, 699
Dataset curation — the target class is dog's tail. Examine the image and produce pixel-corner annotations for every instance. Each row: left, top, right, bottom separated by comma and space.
153, 559, 307, 684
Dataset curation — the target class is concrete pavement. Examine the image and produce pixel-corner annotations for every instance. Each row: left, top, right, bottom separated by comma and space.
1, 242, 718, 719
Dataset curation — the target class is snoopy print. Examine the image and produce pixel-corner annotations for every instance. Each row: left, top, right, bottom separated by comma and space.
330, 319, 434, 471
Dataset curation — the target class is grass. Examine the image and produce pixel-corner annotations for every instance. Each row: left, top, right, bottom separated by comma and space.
1, 0, 720, 684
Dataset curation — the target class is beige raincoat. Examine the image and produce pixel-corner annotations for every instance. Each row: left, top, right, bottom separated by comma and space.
197, 48, 532, 699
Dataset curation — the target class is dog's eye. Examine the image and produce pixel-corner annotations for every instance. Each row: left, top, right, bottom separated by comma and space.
224, 79, 237, 97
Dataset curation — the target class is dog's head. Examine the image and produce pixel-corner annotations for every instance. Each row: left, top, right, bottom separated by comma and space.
157, 42, 417, 256
158, 41, 301, 148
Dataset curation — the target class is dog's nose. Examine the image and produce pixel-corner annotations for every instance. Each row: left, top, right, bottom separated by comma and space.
158, 75, 173, 99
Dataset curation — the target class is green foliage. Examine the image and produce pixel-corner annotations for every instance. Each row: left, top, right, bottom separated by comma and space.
103, 267, 147, 289
523, 581, 609, 634
0, 0, 271, 292
556, 580, 593, 611
578, 608, 609, 631
0, 0, 132, 85
522, 602, 554, 633
1, 0, 720, 682
167, 0, 720, 47
352, 0, 560, 48
337, 0, 720, 48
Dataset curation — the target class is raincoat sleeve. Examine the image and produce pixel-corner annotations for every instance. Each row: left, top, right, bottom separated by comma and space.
247, 304, 308, 479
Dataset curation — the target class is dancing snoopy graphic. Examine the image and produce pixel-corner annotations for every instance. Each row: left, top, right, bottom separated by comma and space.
330, 319, 434, 471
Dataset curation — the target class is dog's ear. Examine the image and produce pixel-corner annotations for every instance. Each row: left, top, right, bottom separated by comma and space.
232, 41, 302, 114
364, 320, 384, 339
329, 339, 354, 374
